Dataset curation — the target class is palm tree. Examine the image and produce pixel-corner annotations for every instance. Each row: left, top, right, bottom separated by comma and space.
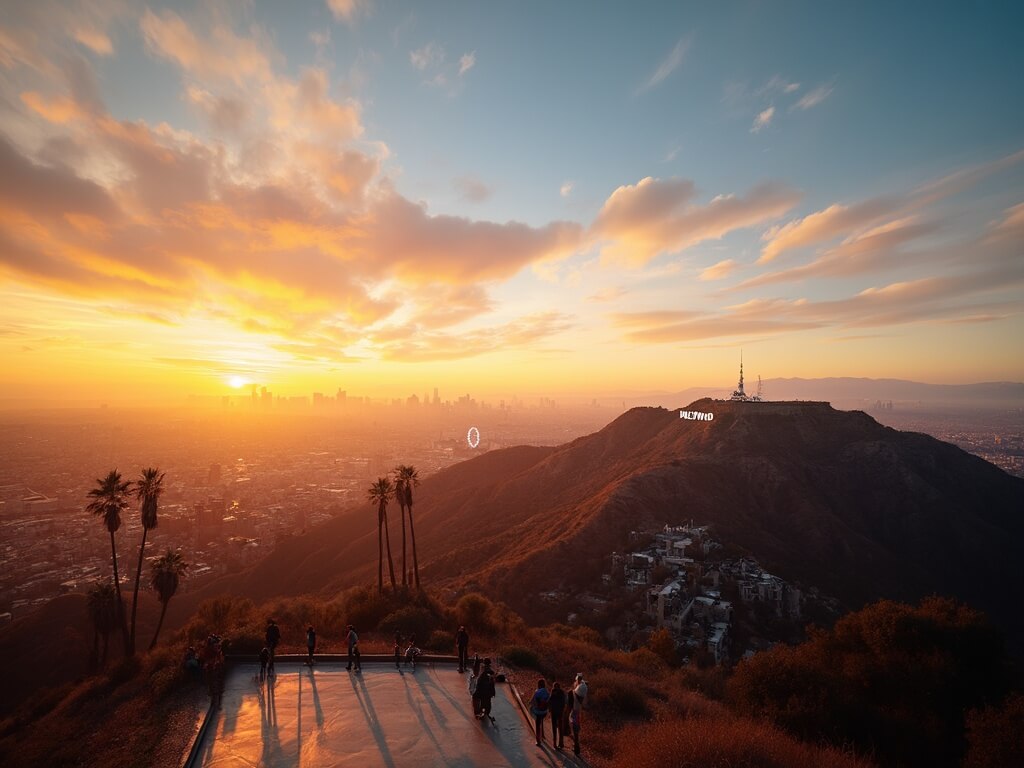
396, 465, 421, 588
86, 469, 132, 655
367, 478, 397, 594
130, 467, 164, 655
87, 581, 120, 670
393, 468, 408, 586
149, 548, 189, 650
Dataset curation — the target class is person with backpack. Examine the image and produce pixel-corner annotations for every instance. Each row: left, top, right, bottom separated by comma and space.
265, 619, 281, 675
529, 678, 550, 746
305, 625, 316, 666
476, 658, 496, 723
455, 625, 470, 672
548, 680, 567, 749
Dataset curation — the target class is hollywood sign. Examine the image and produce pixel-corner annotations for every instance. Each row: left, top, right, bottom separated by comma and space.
679, 410, 714, 421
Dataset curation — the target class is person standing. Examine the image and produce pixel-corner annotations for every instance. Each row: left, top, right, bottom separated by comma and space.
265, 619, 281, 676
529, 678, 550, 746
571, 673, 588, 755
548, 681, 566, 749
305, 625, 316, 666
476, 658, 496, 722
259, 646, 270, 682
455, 625, 470, 672
394, 631, 402, 670
346, 625, 359, 671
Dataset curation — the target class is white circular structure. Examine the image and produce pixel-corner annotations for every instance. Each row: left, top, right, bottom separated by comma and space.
466, 426, 480, 448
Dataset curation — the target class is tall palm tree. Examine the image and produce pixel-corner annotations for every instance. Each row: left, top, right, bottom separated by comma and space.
86, 469, 132, 655
392, 468, 408, 586
130, 467, 164, 655
367, 478, 397, 594
149, 548, 189, 650
396, 465, 421, 588
87, 581, 120, 670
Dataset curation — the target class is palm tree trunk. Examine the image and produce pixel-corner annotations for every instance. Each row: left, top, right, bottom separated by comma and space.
129, 527, 148, 655
110, 532, 130, 655
408, 505, 420, 588
383, 509, 397, 593
149, 600, 169, 650
377, 507, 384, 594
400, 503, 407, 587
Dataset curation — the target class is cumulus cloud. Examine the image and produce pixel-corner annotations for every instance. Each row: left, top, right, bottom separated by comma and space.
0, 11, 590, 365
751, 106, 774, 133
639, 36, 690, 93
592, 176, 800, 266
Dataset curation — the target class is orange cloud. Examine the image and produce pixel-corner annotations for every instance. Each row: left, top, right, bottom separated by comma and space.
593, 176, 800, 266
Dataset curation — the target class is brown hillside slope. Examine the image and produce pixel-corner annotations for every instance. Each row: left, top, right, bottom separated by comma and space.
166, 400, 1023, 656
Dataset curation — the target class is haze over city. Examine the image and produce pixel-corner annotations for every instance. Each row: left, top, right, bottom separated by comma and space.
1, 1, 1021, 407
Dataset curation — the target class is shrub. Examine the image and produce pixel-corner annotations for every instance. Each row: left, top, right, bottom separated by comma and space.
728, 597, 1012, 767
611, 715, 872, 768
588, 669, 650, 719
455, 593, 499, 634
963, 693, 1024, 768
379, 606, 440, 642
500, 645, 541, 670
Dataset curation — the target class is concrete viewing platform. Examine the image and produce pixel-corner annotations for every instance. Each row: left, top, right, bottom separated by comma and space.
190, 661, 585, 768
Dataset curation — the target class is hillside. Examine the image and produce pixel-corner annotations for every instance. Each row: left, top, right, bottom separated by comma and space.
171, 399, 1024, 655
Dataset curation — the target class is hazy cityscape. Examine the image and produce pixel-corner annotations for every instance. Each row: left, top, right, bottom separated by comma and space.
2, 389, 1020, 627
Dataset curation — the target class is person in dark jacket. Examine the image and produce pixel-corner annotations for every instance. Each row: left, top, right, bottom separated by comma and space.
394, 631, 402, 670
346, 625, 360, 671
476, 658, 496, 722
265, 619, 281, 675
455, 625, 470, 672
548, 681, 566, 749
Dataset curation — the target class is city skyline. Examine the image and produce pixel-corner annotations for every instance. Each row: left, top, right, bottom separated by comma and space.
1, 1, 1023, 404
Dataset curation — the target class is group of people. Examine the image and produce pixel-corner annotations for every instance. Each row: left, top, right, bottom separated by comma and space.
529, 673, 587, 754
198, 618, 587, 755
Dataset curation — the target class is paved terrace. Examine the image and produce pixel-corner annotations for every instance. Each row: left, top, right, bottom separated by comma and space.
190, 659, 585, 768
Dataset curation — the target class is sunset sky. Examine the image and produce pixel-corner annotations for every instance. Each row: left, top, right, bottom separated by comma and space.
1, 1, 1022, 404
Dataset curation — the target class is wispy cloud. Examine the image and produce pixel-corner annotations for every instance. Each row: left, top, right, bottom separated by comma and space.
639, 36, 690, 93
592, 176, 800, 266
795, 83, 833, 110
410, 41, 444, 71
458, 51, 476, 76
751, 106, 774, 133
699, 259, 738, 281
560, 181, 574, 198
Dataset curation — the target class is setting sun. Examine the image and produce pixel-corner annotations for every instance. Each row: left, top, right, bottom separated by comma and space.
228, 376, 248, 389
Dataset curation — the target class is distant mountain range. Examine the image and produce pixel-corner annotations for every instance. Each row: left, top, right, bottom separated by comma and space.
613, 378, 1024, 409
170, 398, 1024, 657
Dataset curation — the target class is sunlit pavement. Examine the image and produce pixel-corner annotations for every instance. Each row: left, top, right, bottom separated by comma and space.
193, 662, 584, 767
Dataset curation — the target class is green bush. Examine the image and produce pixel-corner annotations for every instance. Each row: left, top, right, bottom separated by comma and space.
455, 593, 499, 634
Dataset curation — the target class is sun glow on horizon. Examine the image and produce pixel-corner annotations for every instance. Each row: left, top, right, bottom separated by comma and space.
228, 376, 249, 389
